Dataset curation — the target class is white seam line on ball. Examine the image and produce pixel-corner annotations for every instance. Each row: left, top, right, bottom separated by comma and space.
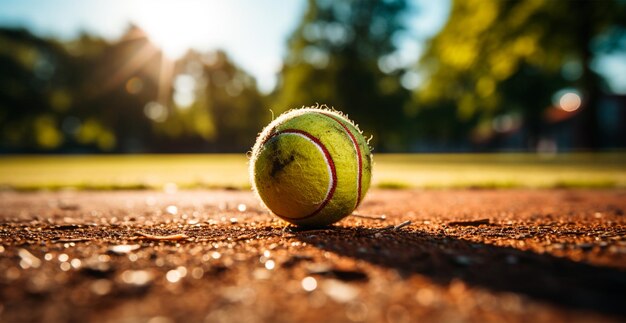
319, 113, 361, 209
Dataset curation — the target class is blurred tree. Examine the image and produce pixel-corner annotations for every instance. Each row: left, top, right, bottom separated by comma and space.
0, 28, 70, 151
414, 0, 626, 150
273, 0, 411, 151
61, 33, 113, 152
157, 50, 268, 152
0, 26, 268, 153
72, 26, 159, 152
197, 51, 268, 152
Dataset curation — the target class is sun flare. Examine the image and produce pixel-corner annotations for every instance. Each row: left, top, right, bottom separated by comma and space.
130, 0, 229, 59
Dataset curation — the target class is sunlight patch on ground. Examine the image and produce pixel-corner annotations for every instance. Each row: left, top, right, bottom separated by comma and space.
1, 153, 625, 191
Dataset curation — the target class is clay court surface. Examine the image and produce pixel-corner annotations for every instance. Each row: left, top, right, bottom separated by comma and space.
1, 189, 625, 322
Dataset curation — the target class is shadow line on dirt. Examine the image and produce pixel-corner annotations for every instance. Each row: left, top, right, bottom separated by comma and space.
292, 227, 626, 317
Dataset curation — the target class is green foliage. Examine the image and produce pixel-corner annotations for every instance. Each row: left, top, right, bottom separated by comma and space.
273, 0, 411, 151
415, 0, 626, 149
0, 26, 268, 152
1, 1, 624, 153
0, 28, 70, 150
198, 51, 269, 151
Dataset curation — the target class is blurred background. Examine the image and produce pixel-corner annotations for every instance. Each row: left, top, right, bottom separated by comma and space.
2, 0, 625, 154
0, 0, 625, 189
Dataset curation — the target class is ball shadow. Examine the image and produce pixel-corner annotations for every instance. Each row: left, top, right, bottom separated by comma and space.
292, 226, 626, 317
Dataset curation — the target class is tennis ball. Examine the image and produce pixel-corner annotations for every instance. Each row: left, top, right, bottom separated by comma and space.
249, 106, 372, 227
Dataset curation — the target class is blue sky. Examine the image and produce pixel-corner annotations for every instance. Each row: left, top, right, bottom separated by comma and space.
0, 0, 451, 93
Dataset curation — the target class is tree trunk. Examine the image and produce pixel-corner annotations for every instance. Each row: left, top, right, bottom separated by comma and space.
577, 1, 601, 151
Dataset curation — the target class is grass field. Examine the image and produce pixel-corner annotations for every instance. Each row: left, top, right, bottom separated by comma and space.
0, 153, 625, 190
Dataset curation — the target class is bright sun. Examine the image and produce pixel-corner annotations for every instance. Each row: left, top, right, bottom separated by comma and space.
130, 0, 230, 59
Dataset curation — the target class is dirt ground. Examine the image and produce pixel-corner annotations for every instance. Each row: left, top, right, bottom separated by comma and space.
0, 189, 625, 323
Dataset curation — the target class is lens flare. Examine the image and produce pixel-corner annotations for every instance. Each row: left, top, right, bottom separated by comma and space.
559, 92, 582, 112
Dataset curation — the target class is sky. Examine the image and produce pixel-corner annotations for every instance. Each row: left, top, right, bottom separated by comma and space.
1, 0, 623, 95
0, 0, 451, 93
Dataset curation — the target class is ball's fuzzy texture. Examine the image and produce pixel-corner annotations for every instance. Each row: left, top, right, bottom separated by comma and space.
249, 106, 372, 227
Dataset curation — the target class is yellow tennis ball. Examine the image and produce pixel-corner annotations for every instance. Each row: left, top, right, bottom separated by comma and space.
249, 106, 372, 226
